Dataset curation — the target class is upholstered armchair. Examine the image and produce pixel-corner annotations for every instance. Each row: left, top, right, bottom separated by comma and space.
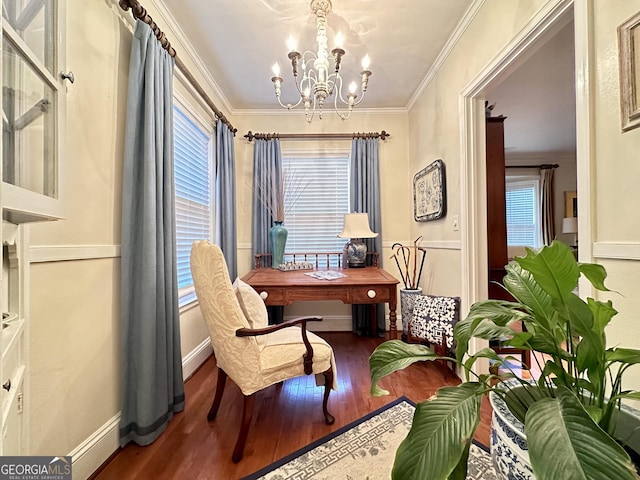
190, 241, 336, 462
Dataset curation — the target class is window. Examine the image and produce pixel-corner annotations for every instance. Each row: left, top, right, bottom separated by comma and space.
505, 177, 541, 248
281, 153, 350, 265
173, 103, 214, 306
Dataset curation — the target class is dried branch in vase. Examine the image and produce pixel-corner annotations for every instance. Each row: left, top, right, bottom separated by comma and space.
254, 169, 309, 223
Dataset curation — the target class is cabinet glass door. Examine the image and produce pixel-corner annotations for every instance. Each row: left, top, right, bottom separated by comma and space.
3, 36, 56, 197
2, 0, 55, 74
2, 0, 58, 200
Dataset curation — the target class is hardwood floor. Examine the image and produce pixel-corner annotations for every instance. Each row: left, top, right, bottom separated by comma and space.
92, 333, 493, 480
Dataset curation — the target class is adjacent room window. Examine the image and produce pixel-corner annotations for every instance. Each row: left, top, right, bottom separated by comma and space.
281, 153, 350, 265
505, 177, 541, 248
173, 103, 214, 306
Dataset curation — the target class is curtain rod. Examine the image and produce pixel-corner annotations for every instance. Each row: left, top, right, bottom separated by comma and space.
244, 130, 391, 142
118, 0, 237, 135
506, 163, 559, 169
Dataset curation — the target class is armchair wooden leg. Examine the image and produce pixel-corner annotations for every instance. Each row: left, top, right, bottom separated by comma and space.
232, 394, 256, 463
208, 368, 227, 421
321, 368, 335, 425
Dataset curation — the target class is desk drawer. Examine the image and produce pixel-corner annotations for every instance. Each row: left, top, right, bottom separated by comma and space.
350, 287, 392, 304
254, 288, 285, 304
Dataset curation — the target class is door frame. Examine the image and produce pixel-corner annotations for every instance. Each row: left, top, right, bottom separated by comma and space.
459, 0, 592, 355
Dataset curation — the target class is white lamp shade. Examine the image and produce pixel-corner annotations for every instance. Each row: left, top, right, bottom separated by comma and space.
337, 213, 378, 239
562, 217, 578, 234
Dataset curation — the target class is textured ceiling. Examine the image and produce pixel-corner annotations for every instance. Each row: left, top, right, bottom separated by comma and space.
158, 0, 576, 157
160, 0, 471, 110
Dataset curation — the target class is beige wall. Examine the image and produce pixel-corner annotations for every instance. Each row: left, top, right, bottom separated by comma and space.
25, 0, 221, 462
21, 0, 640, 475
590, 0, 640, 391
232, 112, 410, 324
408, 0, 551, 297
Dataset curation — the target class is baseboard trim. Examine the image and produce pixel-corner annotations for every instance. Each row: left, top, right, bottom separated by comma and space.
301, 315, 352, 332
70, 414, 120, 480
70, 339, 213, 479
182, 338, 213, 380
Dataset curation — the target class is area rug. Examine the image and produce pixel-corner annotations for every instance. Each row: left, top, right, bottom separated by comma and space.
242, 396, 497, 480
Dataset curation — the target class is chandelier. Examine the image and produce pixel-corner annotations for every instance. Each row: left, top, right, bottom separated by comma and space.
270, 0, 372, 123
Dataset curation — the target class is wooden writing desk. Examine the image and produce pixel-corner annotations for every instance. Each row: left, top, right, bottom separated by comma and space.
241, 266, 400, 339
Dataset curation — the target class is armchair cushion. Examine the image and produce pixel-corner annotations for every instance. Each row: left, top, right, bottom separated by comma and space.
259, 327, 337, 389
409, 295, 460, 355
233, 278, 269, 349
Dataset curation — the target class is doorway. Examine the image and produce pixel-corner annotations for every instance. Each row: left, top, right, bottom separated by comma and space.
459, 0, 590, 358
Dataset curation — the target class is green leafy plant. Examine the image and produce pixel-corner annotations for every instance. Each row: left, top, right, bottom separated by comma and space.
370, 241, 640, 480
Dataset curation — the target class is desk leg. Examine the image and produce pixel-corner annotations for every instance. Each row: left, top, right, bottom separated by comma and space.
389, 292, 398, 340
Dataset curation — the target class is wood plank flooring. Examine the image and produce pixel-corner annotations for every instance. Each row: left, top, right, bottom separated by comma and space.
92, 333, 493, 480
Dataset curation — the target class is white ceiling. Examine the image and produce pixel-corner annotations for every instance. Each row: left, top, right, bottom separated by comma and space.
159, 0, 576, 157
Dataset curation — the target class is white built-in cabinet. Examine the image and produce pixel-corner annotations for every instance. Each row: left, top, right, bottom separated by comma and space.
1, 0, 66, 454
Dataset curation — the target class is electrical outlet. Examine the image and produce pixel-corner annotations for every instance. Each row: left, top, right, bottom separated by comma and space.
452, 215, 459, 231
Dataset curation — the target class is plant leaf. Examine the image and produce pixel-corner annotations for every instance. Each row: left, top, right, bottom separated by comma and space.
369, 340, 438, 396
525, 388, 638, 480
615, 392, 640, 401
588, 298, 618, 335
579, 262, 611, 292
503, 260, 555, 331
392, 383, 484, 480
516, 240, 579, 301
454, 301, 529, 362
607, 347, 640, 365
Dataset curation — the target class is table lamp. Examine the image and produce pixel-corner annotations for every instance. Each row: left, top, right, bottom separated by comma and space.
337, 213, 378, 268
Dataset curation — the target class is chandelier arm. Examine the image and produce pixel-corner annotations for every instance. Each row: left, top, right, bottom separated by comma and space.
275, 95, 304, 110
333, 74, 350, 106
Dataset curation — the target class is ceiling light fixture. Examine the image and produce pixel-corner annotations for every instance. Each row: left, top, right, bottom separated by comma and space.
270, 0, 372, 123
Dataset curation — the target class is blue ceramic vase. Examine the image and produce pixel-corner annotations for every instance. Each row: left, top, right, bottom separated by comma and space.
269, 221, 288, 268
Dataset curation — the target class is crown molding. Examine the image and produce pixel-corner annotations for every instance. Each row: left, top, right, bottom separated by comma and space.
151, 0, 235, 115
406, 0, 486, 111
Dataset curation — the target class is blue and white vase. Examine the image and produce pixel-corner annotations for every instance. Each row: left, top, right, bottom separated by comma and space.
400, 288, 422, 340
269, 221, 288, 268
489, 379, 535, 479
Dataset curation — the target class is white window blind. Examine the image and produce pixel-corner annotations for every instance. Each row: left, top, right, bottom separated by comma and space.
505, 178, 541, 248
281, 155, 350, 263
174, 105, 213, 305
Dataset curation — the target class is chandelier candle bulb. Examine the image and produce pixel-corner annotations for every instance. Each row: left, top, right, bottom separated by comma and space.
269, 0, 373, 122
287, 36, 297, 53
361, 54, 371, 70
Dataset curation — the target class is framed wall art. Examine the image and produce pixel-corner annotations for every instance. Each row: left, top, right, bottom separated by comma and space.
413, 159, 447, 222
564, 190, 577, 218
618, 11, 640, 132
